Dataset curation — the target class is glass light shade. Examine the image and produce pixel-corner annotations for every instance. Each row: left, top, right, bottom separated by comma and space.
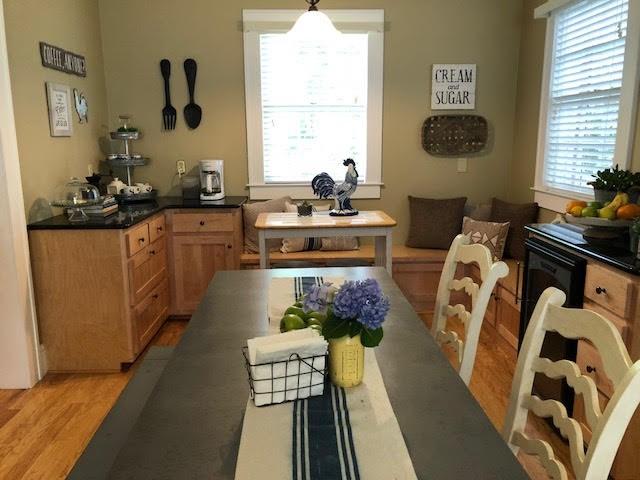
288, 10, 341, 40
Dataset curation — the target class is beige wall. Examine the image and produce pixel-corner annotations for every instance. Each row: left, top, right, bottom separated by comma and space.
3, 0, 108, 222
98, 0, 524, 243
510, 0, 640, 206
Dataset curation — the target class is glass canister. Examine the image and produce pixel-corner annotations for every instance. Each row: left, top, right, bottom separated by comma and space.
328, 334, 365, 387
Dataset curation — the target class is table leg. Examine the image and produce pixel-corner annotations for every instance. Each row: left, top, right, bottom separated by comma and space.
375, 231, 393, 274
258, 231, 269, 269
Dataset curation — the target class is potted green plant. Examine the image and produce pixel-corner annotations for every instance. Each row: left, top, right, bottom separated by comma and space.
296, 200, 313, 216
587, 165, 640, 203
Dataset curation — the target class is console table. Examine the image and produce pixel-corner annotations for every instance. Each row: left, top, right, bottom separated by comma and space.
255, 211, 397, 272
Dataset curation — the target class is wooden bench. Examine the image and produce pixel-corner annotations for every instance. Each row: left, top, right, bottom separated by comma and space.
240, 245, 449, 314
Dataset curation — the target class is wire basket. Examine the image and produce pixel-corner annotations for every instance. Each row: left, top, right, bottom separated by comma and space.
242, 347, 328, 407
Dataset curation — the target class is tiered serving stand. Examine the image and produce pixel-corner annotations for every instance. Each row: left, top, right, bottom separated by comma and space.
107, 131, 156, 203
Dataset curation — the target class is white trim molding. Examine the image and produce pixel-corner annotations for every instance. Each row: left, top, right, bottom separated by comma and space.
242, 9, 384, 200
533, 0, 640, 211
0, 0, 44, 388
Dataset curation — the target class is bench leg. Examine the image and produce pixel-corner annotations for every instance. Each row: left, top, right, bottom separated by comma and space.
258, 231, 269, 269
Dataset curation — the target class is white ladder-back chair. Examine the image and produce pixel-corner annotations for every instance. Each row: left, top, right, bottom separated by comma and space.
502, 287, 640, 480
432, 233, 509, 385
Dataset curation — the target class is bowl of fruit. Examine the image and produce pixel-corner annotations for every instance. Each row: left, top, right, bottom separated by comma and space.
565, 192, 640, 228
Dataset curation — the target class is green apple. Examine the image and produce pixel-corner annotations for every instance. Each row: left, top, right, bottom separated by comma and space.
280, 314, 306, 332
284, 306, 307, 319
581, 206, 598, 218
587, 201, 603, 209
308, 324, 323, 334
305, 318, 324, 328
306, 311, 327, 324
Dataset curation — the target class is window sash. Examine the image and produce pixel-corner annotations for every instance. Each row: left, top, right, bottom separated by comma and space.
243, 9, 384, 200
534, 0, 639, 203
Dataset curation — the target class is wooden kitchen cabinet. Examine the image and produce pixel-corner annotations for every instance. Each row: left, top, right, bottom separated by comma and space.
166, 209, 243, 316
28, 213, 169, 372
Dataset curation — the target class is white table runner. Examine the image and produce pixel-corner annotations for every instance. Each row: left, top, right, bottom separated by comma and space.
236, 277, 417, 480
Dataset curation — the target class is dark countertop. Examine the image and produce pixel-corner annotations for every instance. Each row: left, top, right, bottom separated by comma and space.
103, 267, 528, 480
27, 196, 247, 230
527, 223, 640, 275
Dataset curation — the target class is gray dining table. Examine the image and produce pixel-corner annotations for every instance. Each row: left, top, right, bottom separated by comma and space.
104, 267, 528, 479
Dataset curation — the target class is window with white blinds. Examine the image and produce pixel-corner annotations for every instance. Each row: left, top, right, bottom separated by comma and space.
260, 34, 368, 183
541, 0, 629, 195
243, 9, 384, 200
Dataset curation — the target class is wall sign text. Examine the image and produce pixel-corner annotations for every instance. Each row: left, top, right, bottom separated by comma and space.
40, 42, 86, 77
431, 64, 476, 110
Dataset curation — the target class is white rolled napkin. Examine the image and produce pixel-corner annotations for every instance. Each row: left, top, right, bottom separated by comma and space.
247, 329, 328, 406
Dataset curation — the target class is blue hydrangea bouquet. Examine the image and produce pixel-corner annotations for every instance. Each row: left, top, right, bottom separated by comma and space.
303, 279, 390, 347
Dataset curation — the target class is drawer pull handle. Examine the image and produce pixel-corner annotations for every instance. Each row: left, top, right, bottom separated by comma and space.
152, 294, 159, 299
586, 365, 597, 373
200, 220, 205, 226
227, 244, 232, 249
149, 250, 156, 256
595, 286, 607, 295
157, 226, 163, 232
138, 238, 145, 245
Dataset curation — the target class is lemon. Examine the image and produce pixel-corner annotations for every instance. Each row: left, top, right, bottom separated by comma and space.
280, 314, 306, 332
597, 207, 617, 220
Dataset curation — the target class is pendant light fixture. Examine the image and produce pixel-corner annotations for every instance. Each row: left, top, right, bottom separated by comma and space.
288, 0, 341, 39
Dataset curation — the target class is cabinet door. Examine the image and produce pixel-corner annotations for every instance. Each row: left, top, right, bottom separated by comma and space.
171, 234, 235, 315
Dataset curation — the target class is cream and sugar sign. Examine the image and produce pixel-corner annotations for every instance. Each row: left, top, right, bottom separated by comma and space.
431, 64, 476, 110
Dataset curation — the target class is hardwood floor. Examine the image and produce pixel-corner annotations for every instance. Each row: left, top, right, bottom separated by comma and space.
0, 314, 573, 479
420, 312, 575, 480
0, 319, 188, 480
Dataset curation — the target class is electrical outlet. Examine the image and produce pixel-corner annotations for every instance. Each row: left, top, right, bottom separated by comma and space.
176, 160, 186, 176
457, 158, 468, 173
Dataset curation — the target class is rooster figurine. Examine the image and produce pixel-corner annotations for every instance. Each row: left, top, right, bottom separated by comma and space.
73, 89, 88, 124
311, 158, 359, 216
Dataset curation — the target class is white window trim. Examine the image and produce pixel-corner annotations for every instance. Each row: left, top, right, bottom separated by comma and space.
532, 0, 640, 212
243, 9, 384, 201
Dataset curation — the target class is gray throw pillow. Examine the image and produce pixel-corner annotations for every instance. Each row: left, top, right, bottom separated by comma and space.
489, 198, 539, 260
405, 196, 467, 249
243, 196, 292, 253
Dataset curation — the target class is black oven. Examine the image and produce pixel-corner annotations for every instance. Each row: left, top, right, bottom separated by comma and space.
519, 237, 587, 414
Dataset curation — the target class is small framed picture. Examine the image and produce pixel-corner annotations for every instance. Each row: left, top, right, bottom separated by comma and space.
45, 82, 73, 137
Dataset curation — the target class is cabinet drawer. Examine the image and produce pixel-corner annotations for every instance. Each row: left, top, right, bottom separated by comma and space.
149, 215, 166, 243
128, 236, 168, 306
172, 213, 234, 233
133, 279, 169, 352
584, 263, 634, 318
125, 223, 150, 257
577, 340, 614, 398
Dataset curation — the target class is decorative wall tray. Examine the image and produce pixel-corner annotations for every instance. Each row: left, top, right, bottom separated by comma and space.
422, 114, 488, 156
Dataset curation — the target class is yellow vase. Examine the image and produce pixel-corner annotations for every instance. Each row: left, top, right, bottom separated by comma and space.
329, 334, 365, 387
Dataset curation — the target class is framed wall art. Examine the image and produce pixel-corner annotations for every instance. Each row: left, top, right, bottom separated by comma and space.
431, 64, 476, 110
45, 82, 73, 137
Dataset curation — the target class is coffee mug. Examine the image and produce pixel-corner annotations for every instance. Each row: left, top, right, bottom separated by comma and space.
124, 185, 141, 195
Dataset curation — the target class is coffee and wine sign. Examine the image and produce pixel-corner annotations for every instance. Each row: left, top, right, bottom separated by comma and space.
431, 64, 476, 110
39, 42, 86, 77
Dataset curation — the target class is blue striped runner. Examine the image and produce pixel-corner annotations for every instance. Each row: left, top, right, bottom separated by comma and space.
293, 382, 360, 480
